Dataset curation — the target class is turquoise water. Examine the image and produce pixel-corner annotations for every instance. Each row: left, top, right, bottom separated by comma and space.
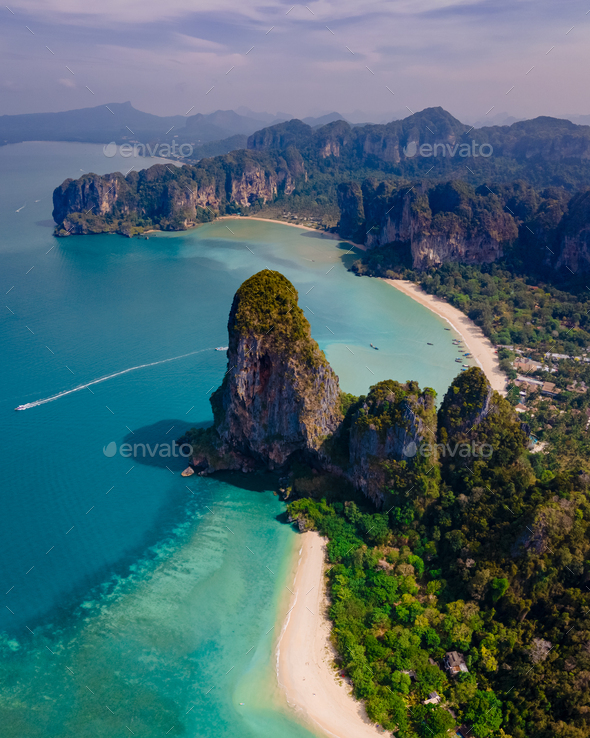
0, 142, 463, 737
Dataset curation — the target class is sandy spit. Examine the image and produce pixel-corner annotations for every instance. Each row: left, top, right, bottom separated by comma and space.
277, 531, 385, 738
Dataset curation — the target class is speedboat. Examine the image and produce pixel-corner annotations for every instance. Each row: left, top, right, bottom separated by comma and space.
370, 343, 379, 350
215, 346, 228, 351
427, 342, 433, 345
15, 405, 27, 411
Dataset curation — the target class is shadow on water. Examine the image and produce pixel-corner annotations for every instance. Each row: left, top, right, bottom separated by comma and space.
210, 471, 294, 527
24, 443, 289, 639
332, 239, 364, 269
212, 469, 281, 493
121, 418, 208, 470
299, 230, 340, 241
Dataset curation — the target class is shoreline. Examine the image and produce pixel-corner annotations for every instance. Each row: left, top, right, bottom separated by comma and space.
277, 531, 384, 738
220, 215, 359, 249
382, 278, 506, 394
139, 216, 361, 251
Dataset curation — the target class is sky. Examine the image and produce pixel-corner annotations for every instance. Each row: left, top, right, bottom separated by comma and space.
2, 0, 590, 123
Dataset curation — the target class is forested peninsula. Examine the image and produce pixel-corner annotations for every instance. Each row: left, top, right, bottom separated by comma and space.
177, 270, 590, 738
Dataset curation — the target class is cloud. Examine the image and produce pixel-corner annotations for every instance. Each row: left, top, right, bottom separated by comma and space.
10, 0, 273, 26
0, 0, 588, 120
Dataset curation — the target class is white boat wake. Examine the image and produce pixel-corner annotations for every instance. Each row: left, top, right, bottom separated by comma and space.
15, 347, 213, 411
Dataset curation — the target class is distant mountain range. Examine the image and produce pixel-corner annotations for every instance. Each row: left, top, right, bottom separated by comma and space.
0, 102, 348, 150
3, 101, 589, 157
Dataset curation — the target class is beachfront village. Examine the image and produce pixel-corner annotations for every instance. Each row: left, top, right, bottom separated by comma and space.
499, 345, 590, 471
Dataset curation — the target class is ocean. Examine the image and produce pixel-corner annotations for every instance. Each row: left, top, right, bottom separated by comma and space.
0, 141, 463, 737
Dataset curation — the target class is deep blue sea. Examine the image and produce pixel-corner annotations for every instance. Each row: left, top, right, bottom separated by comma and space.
0, 142, 464, 737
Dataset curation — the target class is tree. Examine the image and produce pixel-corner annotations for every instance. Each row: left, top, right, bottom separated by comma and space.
480, 645, 499, 672
465, 690, 503, 737
415, 703, 456, 737
491, 577, 510, 602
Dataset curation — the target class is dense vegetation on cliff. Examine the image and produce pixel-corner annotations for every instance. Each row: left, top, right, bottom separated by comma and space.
52, 148, 304, 236
288, 368, 590, 738
350, 255, 590, 476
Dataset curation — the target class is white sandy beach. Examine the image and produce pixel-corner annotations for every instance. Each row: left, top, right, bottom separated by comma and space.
382, 278, 507, 395
278, 531, 384, 738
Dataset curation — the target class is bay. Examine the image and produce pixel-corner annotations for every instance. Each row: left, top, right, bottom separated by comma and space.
0, 142, 462, 737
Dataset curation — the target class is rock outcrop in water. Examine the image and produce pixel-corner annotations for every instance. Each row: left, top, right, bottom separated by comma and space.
183, 270, 342, 473
179, 271, 502, 506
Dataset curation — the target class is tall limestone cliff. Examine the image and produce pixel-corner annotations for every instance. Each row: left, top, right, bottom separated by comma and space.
340, 179, 519, 269
186, 270, 342, 472
555, 190, 590, 273
179, 273, 528, 511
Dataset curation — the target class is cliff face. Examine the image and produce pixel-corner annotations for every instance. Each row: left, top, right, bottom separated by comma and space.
53, 172, 129, 229
248, 108, 590, 170
342, 180, 518, 269
52, 150, 305, 236
248, 107, 469, 167
555, 190, 590, 273
336, 182, 366, 243
228, 164, 295, 207
348, 380, 437, 504
247, 119, 314, 153
475, 117, 590, 162
188, 270, 342, 472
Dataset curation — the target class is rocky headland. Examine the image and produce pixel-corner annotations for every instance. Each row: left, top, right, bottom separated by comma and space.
178, 269, 503, 506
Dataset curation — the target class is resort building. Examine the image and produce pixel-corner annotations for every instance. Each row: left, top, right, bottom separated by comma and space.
444, 651, 469, 676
